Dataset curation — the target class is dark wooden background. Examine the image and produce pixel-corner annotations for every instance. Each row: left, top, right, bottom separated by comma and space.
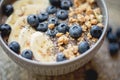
0, 0, 120, 80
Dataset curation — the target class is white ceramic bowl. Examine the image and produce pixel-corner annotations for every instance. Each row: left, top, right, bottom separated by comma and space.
0, 0, 108, 76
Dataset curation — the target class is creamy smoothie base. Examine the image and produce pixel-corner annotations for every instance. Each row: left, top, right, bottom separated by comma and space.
1, 0, 104, 62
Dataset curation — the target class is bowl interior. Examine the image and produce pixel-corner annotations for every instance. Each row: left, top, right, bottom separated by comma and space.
0, 0, 108, 66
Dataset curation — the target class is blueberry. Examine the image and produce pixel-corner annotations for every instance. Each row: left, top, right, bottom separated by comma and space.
36, 22, 48, 32
107, 33, 118, 42
119, 41, 120, 48
107, 27, 112, 37
61, 0, 71, 10
38, 12, 48, 22
21, 50, 33, 60
27, 14, 39, 27
107, 27, 112, 33
78, 41, 90, 53
8, 41, 20, 53
85, 69, 98, 80
116, 28, 120, 39
56, 10, 68, 20
49, 0, 61, 7
57, 23, 69, 34
109, 43, 119, 55
46, 6, 57, 14
2, 4, 14, 16
0, 24, 2, 31
0, 24, 11, 37
90, 26, 102, 38
46, 29, 58, 37
69, 24, 82, 38
69, 0, 73, 6
56, 53, 66, 62
48, 17, 58, 26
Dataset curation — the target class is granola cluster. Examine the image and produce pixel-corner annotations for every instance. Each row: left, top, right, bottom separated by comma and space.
56, 0, 103, 59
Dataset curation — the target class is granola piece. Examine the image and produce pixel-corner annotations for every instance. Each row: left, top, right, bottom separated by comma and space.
59, 46, 64, 51
82, 25, 88, 31
90, 19, 98, 25
48, 24, 55, 30
57, 35, 69, 46
77, 14, 86, 23
97, 23, 104, 28
87, 33, 92, 39
56, 33, 64, 37
63, 45, 79, 59
87, 0, 95, 4
92, 38, 98, 42
85, 21, 92, 28
69, 17, 78, 23
86, 7, 93, 15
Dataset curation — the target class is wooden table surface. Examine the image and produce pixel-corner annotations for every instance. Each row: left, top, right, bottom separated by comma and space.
0, 0, 120, 80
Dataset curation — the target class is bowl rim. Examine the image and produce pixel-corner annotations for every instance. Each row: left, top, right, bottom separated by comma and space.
0, 0, 108, 66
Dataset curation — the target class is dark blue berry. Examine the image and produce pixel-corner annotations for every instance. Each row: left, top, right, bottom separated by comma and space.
107, 27, 112, 33
57, 23, 69, 34
36, 22, 48, 32
38, 12, 48, 22
109, 43, 119, 55
8, 41, 20, 53
27, 14, 39, 27
21, 50, 33, 60
46, 6, 57, 14
85, 69, 98, 80
49, 0, 61, 7
2, 4, 14, 16
56, 10, 68, 20
0, 24, 2, 31
69, 24, 82, 38
61, 0, 71, 10
78, 41, 90, 53
0, 24, 11, 36
46, 29, 58, 37
107, 27, 112, 37
107, 33, 118, 42
90, 26, 102, 38
118, 41, 120, 48
56, 53, 66, 62
48, 17, 58, 26
69, 0, 73, 6
116, 28, 120, 39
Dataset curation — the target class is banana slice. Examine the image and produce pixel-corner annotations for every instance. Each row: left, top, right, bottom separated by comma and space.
30, 32, 55, 62
18, 26, 35, 52
13, 0, 49, 12
13, 0, 30, 10
23, 4, 45, 15
6, 0, 49, 26
5, 15, 13, 26
8, 16, 27, 43
6, 0, 55, 62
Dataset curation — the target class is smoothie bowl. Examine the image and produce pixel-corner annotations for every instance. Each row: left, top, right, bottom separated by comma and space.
0, 0, 108, 75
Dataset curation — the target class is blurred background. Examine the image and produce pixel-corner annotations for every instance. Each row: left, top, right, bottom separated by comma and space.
0, 0, 120, 80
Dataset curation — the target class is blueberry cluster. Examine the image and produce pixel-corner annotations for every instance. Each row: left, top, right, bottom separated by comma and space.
0, 4, 33, 60
8, 41, 33, 60
0, 4, 14, 37
26, 0, 74, 61
107, 26, 120, 55
27, 0, 73, 38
